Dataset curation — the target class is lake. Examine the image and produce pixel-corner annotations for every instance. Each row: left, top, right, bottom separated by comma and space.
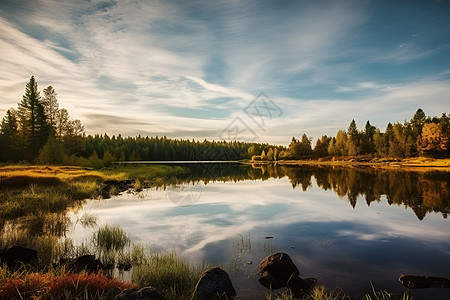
69, 163, 450, 299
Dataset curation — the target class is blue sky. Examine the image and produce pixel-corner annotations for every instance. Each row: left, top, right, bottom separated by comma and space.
1, 0, 449, 145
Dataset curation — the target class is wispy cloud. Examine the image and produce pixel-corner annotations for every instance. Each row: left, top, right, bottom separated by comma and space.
0, 0, 449, 144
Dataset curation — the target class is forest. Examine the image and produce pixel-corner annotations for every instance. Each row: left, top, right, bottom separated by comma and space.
0, 76, 449, 166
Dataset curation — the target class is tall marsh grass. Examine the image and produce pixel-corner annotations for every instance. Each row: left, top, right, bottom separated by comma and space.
132, 250, 202, 299
92, 225, 130, 252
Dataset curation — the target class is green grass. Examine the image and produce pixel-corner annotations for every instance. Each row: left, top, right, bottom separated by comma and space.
132, 250, 203, 300
92, 225, 130, 253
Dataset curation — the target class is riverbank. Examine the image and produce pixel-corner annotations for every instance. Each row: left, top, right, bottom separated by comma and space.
247, 157, 450, 171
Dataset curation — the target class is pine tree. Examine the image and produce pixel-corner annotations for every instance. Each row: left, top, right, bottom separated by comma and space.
410, 108, 426, 138
0, 109, 19, 161
42, 86, 59, 133
18, 76, 49, 159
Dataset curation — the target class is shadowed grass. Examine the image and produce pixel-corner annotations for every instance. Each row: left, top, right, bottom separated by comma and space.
265, 284, 413, 300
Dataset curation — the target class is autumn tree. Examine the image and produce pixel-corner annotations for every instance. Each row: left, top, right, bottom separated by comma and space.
335, 130, 348, 156
328, 137, 338, 156
417, 123, 449, 157
267, 148, 275, 161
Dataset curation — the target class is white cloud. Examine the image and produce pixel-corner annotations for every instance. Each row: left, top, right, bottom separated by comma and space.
0, 0, 449, 145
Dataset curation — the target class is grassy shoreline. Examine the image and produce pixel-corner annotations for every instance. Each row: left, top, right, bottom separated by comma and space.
0, 164, 186, 221
245, 157, 450, 171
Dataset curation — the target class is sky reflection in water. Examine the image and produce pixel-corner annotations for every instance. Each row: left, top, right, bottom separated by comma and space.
70, 174, 450, 298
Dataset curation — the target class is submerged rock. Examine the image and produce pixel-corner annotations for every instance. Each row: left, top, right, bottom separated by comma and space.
191, 267, 236, 300
258, 252, 299, 289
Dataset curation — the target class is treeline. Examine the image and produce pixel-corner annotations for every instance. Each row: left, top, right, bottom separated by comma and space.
78, 134, 282, 167
0, 76, 282, 165
272, 108, 449, 160
1, 76, 448, 165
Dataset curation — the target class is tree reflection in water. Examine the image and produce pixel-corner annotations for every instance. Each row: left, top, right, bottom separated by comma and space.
1, 163, 448, 245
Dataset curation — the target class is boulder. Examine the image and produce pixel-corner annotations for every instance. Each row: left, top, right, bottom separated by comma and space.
191, 267, 236, 300
0, 245, 38, 268
67, 255, 104, 273
258, 252, 299, 289
115, 287, 162, 300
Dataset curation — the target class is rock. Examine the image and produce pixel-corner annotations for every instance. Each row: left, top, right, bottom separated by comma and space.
287, 274, 317, 297
191, 267, 236, 300
258, 252, 299, 289
399, 274, 450, 289
115, 287, 162, 300
67, 255, 104, 273
0, 245, 38, 268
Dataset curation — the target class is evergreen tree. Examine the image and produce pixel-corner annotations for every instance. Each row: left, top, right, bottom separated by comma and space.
18, 76, 49, 159
314, 135, 332, 157
42, 86, 59, 133
361, 120, 376, 154
410, 108, 426, 138
0, 109, 19, 161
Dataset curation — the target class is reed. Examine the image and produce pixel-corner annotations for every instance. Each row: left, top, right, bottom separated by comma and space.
92, 225, 130, 253
132, 250, 202, 299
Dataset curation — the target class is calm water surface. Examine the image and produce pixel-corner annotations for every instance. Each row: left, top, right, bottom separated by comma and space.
69, 164, 450, 299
